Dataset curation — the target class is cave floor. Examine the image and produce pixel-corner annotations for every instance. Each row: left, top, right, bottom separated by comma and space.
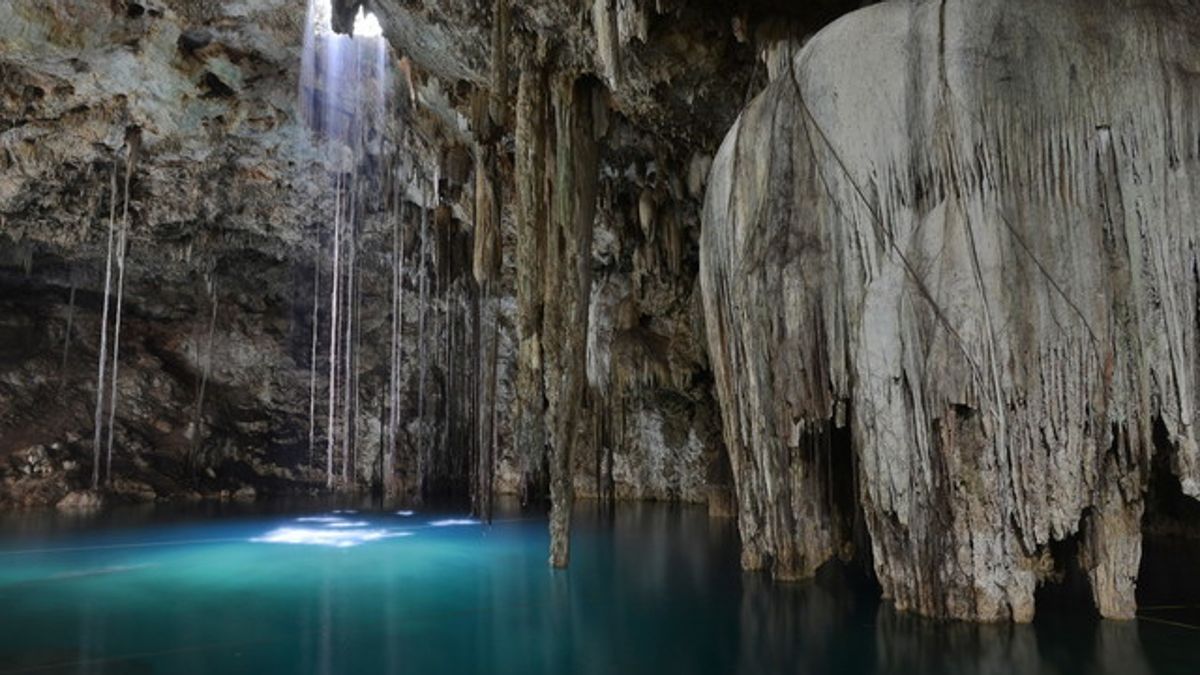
0, 501, 1195, 674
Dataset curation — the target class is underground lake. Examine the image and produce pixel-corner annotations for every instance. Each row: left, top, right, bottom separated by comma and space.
6, 0, 1200, 672
0, 502, 1197, 674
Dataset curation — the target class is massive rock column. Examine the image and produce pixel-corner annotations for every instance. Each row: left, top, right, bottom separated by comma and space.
701, 0, 1200, 621
541, 76, 602, 568
514, 61, 550, 501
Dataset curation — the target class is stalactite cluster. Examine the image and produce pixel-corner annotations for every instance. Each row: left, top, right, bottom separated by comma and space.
7, 0, 1198, 627
701, 0, 1200, 621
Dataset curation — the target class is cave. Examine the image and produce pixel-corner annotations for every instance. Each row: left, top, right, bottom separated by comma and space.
2, 0, 1200, 672
1136, 420, 1200, 628
1034, 529, 1098, 618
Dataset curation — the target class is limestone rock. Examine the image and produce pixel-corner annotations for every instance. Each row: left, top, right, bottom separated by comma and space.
56, 489, 104, 511
701, 0, 1200, 621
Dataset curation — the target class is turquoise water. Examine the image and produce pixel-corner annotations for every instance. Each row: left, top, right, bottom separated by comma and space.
0, 502, 1195, 674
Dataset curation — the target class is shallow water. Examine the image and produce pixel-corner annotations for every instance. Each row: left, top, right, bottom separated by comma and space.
0, 501, 1194, 674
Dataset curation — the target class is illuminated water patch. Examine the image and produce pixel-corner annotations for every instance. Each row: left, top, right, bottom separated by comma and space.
253, 513, 412, 547
252, 526, 412, 548
428, 519, 479, 527
396, 510, 415, 517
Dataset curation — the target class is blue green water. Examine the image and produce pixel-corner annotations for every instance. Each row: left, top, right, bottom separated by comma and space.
0, 501, 1194, 674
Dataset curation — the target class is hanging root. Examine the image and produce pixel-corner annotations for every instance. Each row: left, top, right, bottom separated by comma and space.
91, 167, 119, 490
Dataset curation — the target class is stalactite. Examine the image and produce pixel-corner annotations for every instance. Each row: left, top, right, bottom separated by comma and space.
489, 0, 509, 129
472, 149, 501, 291
472, 132, 502, 519
592, 0, 621, 88
700, 0, 1200, 620
514, 60, 549, 502
90, 167, 119, 490
548, 76, 602, 568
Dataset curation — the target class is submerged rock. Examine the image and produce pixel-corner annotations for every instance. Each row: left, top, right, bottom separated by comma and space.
110, 478, 157, 503
701, 0, 1200, 621
56, 489, 104, 512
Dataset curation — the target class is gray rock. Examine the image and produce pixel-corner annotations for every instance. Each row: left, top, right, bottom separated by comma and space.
701, 0, 1200, 621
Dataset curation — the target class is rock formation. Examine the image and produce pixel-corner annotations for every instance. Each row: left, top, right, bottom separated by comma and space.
2, 0, 1199, 625
702, 0, 1200, 621
0, 0, 747, 514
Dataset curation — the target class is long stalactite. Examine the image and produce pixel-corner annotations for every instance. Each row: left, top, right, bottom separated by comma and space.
547, 75, 602, 568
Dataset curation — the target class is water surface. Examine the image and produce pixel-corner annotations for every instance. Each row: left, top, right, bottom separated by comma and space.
0, 501, 1194, 674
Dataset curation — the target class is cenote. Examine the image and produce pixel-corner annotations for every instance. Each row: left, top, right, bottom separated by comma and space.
0, 502, 1194, 674
6, 0, 1200, 672
0, 499, 1190, 672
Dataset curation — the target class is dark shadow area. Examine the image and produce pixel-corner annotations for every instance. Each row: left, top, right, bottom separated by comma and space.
1137, 420, 1200, 629
692, 0, 875, 28
833, 420, 879, 585
1035, 526, 1099, 618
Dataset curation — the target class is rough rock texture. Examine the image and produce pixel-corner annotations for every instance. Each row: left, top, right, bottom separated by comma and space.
8, 0, 1198, 626
0, 0, 466, 505
702, 0, 1200, 621
1, 0, 772, 510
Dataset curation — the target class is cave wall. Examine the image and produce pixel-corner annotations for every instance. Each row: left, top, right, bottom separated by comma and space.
0, 0, 776, 509
8, 0, 1199, 627
701, 0, 1200, 621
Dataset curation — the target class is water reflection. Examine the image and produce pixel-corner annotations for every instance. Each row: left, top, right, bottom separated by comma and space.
568, 503, 1179, 675
0, 501, 1192, 674
737, 567, 876, 673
